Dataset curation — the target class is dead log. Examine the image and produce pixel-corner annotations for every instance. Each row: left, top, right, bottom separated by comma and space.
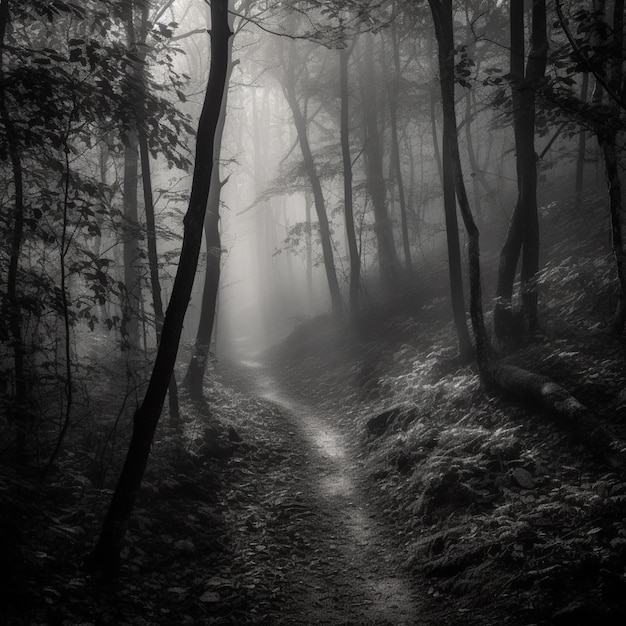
491, 363, 626, 474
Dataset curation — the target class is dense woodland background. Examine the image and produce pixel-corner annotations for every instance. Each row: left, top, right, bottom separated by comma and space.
3, 0, 626, 624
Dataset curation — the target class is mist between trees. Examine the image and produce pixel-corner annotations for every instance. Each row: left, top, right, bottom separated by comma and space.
2, 0, 626, 580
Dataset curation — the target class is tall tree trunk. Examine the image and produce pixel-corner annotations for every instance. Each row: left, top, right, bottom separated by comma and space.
494, 0, 547, 339
184, 29, 235, 399
362, 33, 401, 287
388, 24, 411, 270
138, 133, 180, 425
121, 5, 143, 352
135, 2, 180, 425
0, 0, 27, 449
429, 0, 490, 375
427, 1, 473, 362
87, 0, 232, 576
600, 134, 626, 332
603, 0, 626, 332
305, 191, 313, 305
340, 45, 361, 322
575, 72, 589, 198
282, 41, 343, 316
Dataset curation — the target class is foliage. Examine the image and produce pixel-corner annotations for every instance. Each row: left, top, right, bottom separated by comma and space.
0, 0, 194, 460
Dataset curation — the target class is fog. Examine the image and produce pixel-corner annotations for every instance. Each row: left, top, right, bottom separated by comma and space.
164, 0, 593, 360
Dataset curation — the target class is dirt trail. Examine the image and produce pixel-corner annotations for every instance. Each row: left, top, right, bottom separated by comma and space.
233, 359, 422, 625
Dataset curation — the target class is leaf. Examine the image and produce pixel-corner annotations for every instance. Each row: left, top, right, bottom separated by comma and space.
511, 467, 535, 489
199, 590, 220, 603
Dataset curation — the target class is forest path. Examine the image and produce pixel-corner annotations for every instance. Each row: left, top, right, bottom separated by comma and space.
224, 358, 423, 625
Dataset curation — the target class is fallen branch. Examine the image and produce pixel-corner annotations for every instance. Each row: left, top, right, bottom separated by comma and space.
491, 363, 626, 474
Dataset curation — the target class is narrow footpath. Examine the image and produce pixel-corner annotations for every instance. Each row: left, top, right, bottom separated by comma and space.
221, 359, 423, 625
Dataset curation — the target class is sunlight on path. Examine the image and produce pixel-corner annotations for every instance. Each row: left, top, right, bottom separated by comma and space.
238, 359, 419, 625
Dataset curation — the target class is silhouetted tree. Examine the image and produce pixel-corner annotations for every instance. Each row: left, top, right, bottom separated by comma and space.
493, 0, 547, 340
87, 0, 232, 576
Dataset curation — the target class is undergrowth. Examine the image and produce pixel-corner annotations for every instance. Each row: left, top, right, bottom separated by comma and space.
268, 191, 626, 624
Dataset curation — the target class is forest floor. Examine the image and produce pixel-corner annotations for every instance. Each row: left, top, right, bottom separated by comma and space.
4, 192, 626, 625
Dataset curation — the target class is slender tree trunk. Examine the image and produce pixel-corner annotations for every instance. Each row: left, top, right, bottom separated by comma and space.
87, 0, 232, 576
389, 24, 411, 270
0, 0, 27, 449
340, 45, 361, 322
305, 191, 313, 304
121, 5, 143, 352
184, 32, 235, 399
443, 138, 474, 361
429, 0, 490, 375
575, 72, 589, 198
600, 134, 626, 332
494, 0, 547, 339
133, 3, 180, 425
362, 33, 401, 287
602, 0, 626, 332
283, 41, 343, 316
138, 134, 180, 425
428, 1, 473, 362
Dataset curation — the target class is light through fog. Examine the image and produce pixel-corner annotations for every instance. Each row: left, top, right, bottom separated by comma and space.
163, 0, 578, 360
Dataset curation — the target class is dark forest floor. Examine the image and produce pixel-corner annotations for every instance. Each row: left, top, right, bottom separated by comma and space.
4, 191, 626, 624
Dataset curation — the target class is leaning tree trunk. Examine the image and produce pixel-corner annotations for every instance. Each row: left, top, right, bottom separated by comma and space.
183, 29, 235, 399
138, 133, 180, 425
135, 2, 180, 425
87, 0, 232, 577
428, 0, 474, 364
494, 0, 547, 340
339, 45, 361, 323
556, 0, 626, 333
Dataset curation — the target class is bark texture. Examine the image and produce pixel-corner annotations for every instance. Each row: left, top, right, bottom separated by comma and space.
0, 0, 27, 447
362, 33, 401, 288
184, 29, 235, 399
87, 0, 232, 576
340, 46, 361, 323
429, 0, 483, 367
494, 0, 547, 339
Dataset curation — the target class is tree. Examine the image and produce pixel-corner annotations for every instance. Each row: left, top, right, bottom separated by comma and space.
87, 0, 232, 576
280, 35, 343, 316
361, 32, 402, 288
339, 41, 361, 322
0, 0, 27, 449
493, 0, 547, 340
554, 0, 626, 333
387, 20, 412, 271
184, 11, 236, 399
427, 0, 475, 363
